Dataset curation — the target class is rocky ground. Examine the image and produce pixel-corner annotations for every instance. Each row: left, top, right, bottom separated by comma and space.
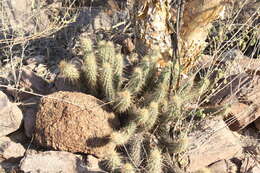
0, 0, 259, 173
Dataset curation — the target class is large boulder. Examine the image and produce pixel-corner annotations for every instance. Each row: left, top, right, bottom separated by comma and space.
34, 91, 120, 158
0, 91, 23, 137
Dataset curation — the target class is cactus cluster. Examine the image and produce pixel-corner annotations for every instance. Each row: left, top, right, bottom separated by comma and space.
59, 36, 213, 172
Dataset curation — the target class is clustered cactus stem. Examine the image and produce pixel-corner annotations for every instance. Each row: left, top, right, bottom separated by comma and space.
61, 37, 213, 172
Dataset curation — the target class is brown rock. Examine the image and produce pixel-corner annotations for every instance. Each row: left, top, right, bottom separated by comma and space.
224, 75, 260, 131
225, 102, 259, 131
122, 38, 135, 54
206, 73, 251, 105
34, 91, 120, 158
6, 68, 51, 100
183, 117, 242, 172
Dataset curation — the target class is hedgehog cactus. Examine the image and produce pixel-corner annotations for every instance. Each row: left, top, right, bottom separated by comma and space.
59, 37, 202, 172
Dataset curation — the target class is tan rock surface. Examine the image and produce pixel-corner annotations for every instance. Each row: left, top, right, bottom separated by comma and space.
0, 91, 23, 137
183, 117, 242, 172
20, 151, 89, 173
34, 91, 120, 158
0, 136, 25, 159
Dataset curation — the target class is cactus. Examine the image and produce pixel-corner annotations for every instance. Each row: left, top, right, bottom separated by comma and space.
126, 67, 145, 94
113, 90, 132, 113
105, 150, 122, 172
121, 163, 135, 173
110, 122, 137, 146
135, 107, 150, 126
129, 134, 143, 167
97, 40, 115, 66
99, 62, 115, 101
147, 147, 163, 173
145, 102, 159, 130
145, 83, 169, 106
78, 39, 213, 172
83, 52, 97, 93
59, 60, 80, 81
114, 53, 124, 90
80, 36, 93, 53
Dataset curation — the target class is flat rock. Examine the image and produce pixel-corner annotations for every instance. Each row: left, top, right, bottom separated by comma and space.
183, 117, 242, 172
34, 91, 120, 158
0, 136, 25, 159
0, 91, 23, 137
20, 151, 88, 173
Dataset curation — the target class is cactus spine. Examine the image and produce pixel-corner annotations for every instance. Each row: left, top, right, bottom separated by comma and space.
129, 134, 143, 167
